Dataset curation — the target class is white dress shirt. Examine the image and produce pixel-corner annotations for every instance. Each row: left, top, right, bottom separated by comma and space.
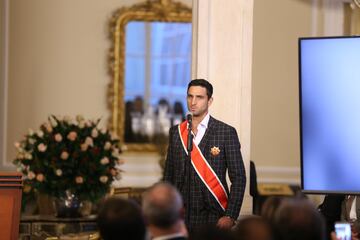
193, 113, 210, 146
350, 196, 357, 221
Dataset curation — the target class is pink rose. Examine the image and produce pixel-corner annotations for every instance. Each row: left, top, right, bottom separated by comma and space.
99, 176, 108, 183
67, 131, 77, 141
60, 151, 69, 160
54, 133, 62, 142
37, 143, 47, 152
100, 157, 109, 165
28, 171, 36, 180
75, 176, 84, 184
14, 142, 20, 148
36, 173, 45, 182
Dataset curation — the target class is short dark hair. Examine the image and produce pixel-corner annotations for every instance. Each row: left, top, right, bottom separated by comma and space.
234, 216, 272, 240
273, 198, 326, 240
187, 79, 213, 99
142, 182, 183, 229
97, 197, 146, 240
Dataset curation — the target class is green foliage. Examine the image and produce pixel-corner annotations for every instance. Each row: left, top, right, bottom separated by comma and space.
13, 115, 123, 203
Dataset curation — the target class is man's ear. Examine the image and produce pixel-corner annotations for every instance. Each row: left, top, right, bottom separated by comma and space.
180, 207, 185, 219
208, 97, 213, 106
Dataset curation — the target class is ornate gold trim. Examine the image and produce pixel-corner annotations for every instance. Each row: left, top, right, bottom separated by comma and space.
108, 0, 191, 152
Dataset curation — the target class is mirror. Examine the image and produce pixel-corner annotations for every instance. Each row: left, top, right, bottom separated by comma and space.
108, 0, 192, 151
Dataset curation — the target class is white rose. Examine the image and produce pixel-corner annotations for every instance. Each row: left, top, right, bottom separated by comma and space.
100, 128, 107, 134
85, 120, 92, 127
100, 157, 109, 165
91, 128, 98, 138
104, 142, 112, 150
64, 115, 72, 123
28, 128, 34, 136
28, 138, 36, 144
112, 148, 120, 158
99, 176, 108, 183
37, 143, 47, 152
55, 169, 62, 176
76, 115, 84, 122
24, 153, 33, 160
37, 130, 44, 138
110, 132, 119, 141
85, 137, 93, 147
78, 121, 85, 129
60, 151, 69, 160
49, 117, 58, 127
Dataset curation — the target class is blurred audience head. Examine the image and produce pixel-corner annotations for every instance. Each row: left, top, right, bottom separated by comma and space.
233, 216, 272, 240
97, 197, 146, 240
261, 196, 285, 223
189, 224, 235, 240
272, 197, 326, 240
142, 182, 187, 239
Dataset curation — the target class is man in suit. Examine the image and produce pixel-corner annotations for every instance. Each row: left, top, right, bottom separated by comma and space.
163, 79, 246, 231
142, 182, 187, 240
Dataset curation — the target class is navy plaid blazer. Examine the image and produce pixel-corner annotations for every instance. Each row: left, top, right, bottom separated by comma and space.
163, 116, 246, 228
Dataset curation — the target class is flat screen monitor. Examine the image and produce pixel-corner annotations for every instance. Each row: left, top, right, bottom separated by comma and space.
299, 36, 360, 194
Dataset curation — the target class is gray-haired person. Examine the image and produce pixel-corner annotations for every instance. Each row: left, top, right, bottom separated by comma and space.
142, 182, 187, 240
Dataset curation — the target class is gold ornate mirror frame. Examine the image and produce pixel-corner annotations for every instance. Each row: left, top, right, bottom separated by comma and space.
108, 0, 192, 151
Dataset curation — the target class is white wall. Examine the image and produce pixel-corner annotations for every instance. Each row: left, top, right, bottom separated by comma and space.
0, 0, 350, 192
252, 0, 316, 184
0, 0, 191, 168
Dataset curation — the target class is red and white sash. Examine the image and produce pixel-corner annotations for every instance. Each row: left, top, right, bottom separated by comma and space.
178, 120, 228, 211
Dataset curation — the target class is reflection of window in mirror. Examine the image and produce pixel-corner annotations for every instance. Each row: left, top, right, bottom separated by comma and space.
344, 3, 360, 35
124, 22, 192, 143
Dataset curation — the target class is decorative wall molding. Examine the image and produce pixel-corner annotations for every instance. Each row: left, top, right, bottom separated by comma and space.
256, 166, 301, 185
192, 0, 254, 216
0, 0, 10, 170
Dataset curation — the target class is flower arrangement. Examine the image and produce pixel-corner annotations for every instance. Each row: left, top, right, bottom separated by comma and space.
13, 115, 123, 203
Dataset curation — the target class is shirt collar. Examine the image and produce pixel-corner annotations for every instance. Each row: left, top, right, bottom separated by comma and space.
198, 113, 210, 129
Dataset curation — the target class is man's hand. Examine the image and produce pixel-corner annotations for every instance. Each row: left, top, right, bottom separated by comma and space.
217, 216, 235, 229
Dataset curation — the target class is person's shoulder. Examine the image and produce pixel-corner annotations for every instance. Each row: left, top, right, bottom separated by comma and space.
210, 116, 236, 131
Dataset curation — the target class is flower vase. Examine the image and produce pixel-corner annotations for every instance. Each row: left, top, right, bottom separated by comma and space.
53, 190, 82, 218
37, 193, 56, 215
